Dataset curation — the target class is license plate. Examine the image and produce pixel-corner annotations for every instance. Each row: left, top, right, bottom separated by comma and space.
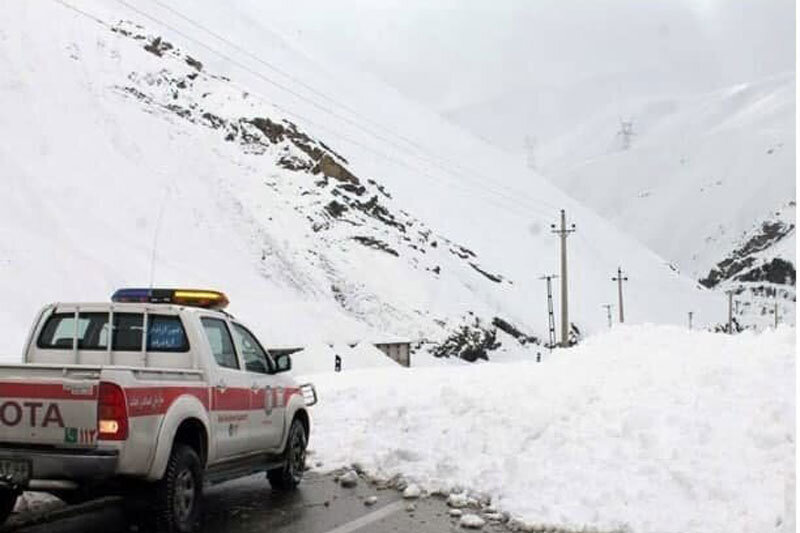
0, 459, 30, 485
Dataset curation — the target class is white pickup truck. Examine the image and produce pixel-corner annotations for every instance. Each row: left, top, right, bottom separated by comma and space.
0, 288, 316, 533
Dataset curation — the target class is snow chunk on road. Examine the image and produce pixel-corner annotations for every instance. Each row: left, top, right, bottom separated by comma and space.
447, 493, 470, 508
459, 514, 486, 529
305, 325, 795, 533
402, 484, 422, 499
338, 470, 359, 488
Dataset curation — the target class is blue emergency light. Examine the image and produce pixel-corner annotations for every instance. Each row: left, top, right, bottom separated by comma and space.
111, 288, 230, 309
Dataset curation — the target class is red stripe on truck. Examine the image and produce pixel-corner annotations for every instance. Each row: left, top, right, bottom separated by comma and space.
125, 387, 209, 417
211, 387, 250, 412
0, 382, 97, 400
0, 383, 303, 419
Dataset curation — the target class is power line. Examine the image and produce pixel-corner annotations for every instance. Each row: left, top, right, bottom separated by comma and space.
52, 0, 562, 226
146, 0, 565, 215
150, 0, 493, 178
111, 0, 562, 218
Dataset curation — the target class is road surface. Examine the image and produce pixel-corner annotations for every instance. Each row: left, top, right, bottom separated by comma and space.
3, 473, 511, 533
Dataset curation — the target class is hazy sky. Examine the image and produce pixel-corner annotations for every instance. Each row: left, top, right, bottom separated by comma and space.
259, 0, 794, 112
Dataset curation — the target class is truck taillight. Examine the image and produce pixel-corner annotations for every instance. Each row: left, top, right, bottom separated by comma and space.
98, 382, 128, 440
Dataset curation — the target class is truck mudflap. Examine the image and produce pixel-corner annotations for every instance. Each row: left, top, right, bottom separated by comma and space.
0, 368, 101, 449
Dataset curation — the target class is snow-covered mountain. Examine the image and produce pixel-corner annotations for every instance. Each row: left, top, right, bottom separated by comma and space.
538, 73, 794, 274
0, 0, 719, 359
531, 74, 796, 327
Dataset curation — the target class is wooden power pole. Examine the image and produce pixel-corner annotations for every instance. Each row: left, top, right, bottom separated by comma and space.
611, 267, 628, 323
539, 275, 558, 350
688, 311, 694, 330
551, 210, 575, 347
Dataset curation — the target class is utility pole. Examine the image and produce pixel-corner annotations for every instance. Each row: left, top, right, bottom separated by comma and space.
551, 210, 576, 347
725, 290, 734, 334
602, 304, 613, 328
539, 275, 558, 350
774, 301, 779, 328
617, 118, 635, 150
611, 267, 628, 323
688, 311, 694, 330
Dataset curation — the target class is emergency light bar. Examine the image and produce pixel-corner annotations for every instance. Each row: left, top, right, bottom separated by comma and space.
111, 288, 230, 309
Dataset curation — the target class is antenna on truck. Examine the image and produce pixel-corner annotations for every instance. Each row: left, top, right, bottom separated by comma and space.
148, 187, 170, 289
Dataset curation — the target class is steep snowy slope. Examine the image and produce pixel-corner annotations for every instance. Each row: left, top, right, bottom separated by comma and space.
0, 0, 719, 358
538, 73, 795, 280
700, 202, 795, 329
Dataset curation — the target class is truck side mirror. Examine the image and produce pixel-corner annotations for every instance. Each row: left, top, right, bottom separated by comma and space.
274, 354, 292, 373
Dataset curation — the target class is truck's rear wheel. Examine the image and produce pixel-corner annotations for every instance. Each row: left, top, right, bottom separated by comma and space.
267, 418, 307, 491
0, 488, 18, 526
154, 444, 203, 533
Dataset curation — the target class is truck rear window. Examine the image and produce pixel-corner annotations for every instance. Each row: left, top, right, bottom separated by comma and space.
38, 312, 189, 352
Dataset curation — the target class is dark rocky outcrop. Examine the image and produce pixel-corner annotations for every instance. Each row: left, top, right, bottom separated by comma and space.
492, 317, 539, 345
432, 320, 500, 362
700, 219, 795, 288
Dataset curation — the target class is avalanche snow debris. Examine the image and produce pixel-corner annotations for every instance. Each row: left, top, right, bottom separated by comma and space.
303, 325, 795, 533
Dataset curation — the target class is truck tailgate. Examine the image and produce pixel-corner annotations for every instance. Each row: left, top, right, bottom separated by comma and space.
0, 364, 101, 448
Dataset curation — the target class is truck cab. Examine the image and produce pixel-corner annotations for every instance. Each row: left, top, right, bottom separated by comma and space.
0, 288, 316, 533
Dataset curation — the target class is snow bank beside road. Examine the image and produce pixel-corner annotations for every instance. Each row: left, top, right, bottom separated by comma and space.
303, 325, 795, 533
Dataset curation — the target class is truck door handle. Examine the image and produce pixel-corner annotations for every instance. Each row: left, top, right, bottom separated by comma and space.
215, 381, 227, 393
251, 383, 261, 391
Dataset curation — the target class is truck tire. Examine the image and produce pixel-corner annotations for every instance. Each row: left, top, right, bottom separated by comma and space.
0, 489, 17, 526
267, 418, 307, 491
154, 444, 203, 533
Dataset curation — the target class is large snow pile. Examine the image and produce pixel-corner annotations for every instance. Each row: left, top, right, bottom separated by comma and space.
304, 325, 795, 533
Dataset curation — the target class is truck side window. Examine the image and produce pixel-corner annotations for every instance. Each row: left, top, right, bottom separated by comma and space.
201, 317, 239, 370
232, 323, 272, 374
147, 315, 189, 352
37, 312, 108, 350
112, 313, 143, 351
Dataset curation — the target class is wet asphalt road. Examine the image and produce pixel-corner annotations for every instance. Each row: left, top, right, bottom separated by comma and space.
4, 473, 511, 533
